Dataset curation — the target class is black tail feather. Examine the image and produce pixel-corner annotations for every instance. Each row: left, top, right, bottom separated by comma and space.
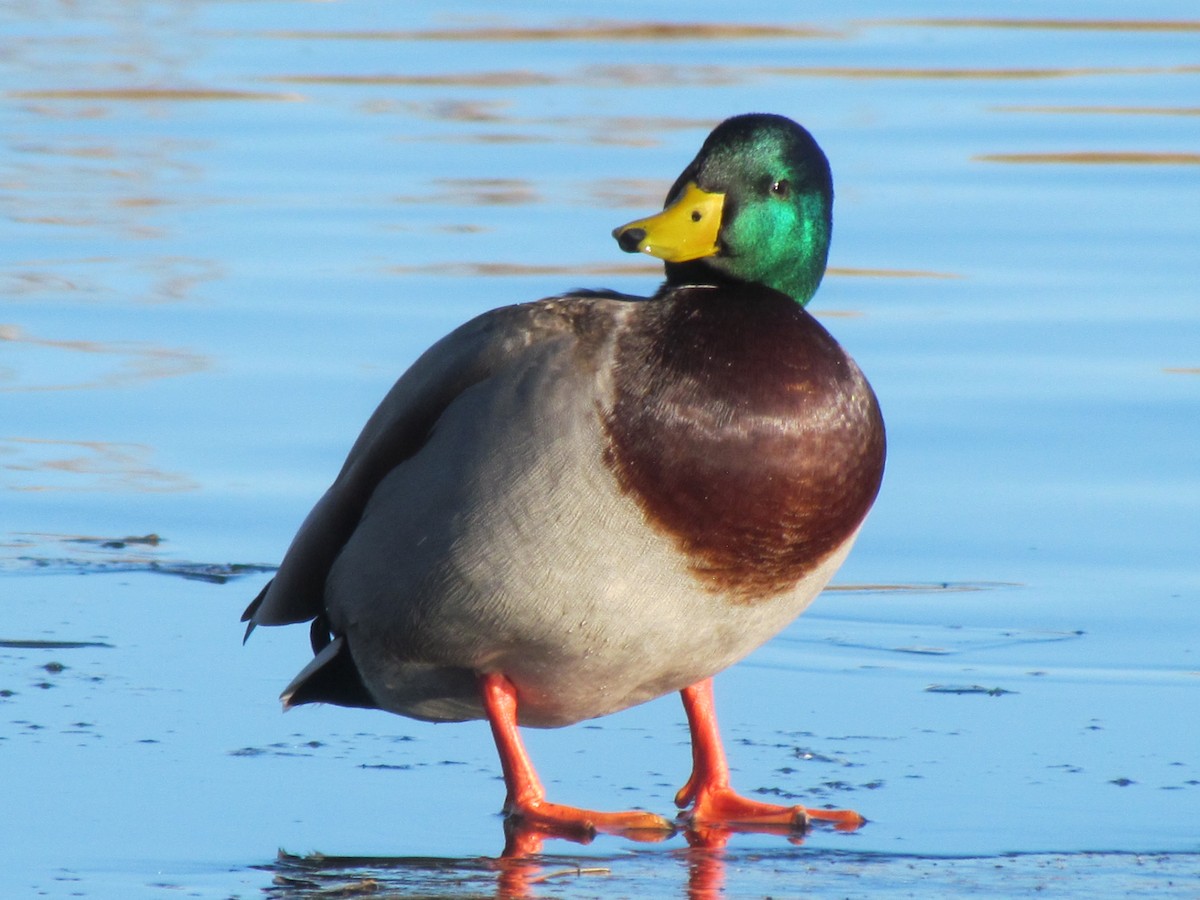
240, 580, 272, 643
282, 635, 377, 711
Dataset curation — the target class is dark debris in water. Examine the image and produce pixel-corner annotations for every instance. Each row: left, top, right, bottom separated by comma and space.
257, 849, 623, 899
925, 684, 1017, 696
11, 557, 277, 583
0, 639, 113, 650
258, 850, 502, 899
66, 533, 162, 549
149, 561, 278, 583
825, 580, 1023, 595
1049, 763, 1085, 775
361, 762, 415, 770
230, 746, 269, 758
247, 846, 1200, 899
789, 747, 848, 765
2, 531, 275, 583
229, 740, 327, 759
827, 627, 1084, 658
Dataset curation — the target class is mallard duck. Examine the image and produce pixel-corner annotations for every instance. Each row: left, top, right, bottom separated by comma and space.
243, 113, 885, 841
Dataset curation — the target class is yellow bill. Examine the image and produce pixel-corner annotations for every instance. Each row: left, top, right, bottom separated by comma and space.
612, 182, 725, 263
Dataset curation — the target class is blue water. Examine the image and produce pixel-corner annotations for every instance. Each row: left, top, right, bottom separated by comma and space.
3, 3, 1198, 897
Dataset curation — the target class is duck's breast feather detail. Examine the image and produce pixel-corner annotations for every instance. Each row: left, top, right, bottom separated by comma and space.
602, 286, 885, 602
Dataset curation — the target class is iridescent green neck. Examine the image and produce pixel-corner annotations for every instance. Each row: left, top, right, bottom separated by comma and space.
728, 189, 832, 305
665, 188, 831, 307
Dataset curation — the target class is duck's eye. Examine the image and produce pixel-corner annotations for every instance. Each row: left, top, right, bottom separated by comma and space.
769, 179, 791, 199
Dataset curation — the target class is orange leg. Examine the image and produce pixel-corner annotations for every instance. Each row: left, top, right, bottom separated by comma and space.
479, 672, 674, 844
675, 678, 865, 832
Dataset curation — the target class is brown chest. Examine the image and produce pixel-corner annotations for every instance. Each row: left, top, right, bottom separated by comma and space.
602, 288, 885, 602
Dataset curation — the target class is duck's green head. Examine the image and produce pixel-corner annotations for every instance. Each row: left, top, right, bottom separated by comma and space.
613, 113, 833, 306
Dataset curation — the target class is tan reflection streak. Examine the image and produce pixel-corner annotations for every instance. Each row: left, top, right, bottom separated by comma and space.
891, 18, 1200, 32
115, 196, 172, 209
591, 179, 675, 209
290, 61, 1187, 89
1, 270, 88, 297
274, 62, 1197, 88
13, 143, 119, 159
580, 115, 714, 147
0, 325, 209, 393
272, 72, 558, 88
996, 105, 1200, 117
391, 178, 540, 206
357, 101, 712, 144
390, 262, 958, 279
2, 438, 196, 493
10, 88, 304, 102
438, 178, 539, 206
1164, 367, 1199, 375
829, 266, 961, 279
391, 262, 659, 277
394, 114, 715, 149
764, 64, 1194, 79
977, 152, 1200, 165
13, 215, 103, 229
277, 65, 747, 89
586, 63, 744, 87
409, 100, 509, 122
127, 256, 225, 303
263, 22, 834, 41
4, 257, 222, 304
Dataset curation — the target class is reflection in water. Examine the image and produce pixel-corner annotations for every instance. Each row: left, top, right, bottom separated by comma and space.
7, 133, 203, 238
389, 261, 959, 280
272, 71, 560, 88
765, 63, 1200, 79
830, 266, 960, 279
391, 260, 659, 277
0, 531, 274, 580
977, 151, 1200, 164
394, 109, 714, 149
1, 437, 196, 493
895, 18, 1200, 32
255, 15, 1200, 94
498, 819, 833, 898
0, 324, 209, 392
390, 175, 667, 209
272, 62, 1200, 89
262, 17, 1200, 42
264, 21, 835, 43
10, 87, 302, 102
132, 256, 224, 302
393, 177, 541, 206
258, 818, 849, 899
2, 257, 223, 304
591, 177, 680, 208
996, 105, 1200, 116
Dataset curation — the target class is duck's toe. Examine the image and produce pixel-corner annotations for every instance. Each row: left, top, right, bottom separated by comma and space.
506, 798, 675, 843
681, 784, 865, 833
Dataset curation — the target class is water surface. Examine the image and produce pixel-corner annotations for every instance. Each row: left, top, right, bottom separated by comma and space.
3, 3, 1198, 897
